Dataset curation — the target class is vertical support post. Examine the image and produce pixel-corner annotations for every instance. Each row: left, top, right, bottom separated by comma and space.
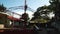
24, 0, 27, 13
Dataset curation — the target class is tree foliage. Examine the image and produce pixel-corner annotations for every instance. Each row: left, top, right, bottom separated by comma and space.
49, 0, 60, 20
0, 4, 6, 12
31, 5, 53, 23
21, 13, 29, 22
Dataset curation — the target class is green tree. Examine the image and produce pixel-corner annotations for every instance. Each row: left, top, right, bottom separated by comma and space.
0, 4, 6, 12
49, 0, 60, 19
49, 0, 60, 31
21, 13, 29, 22
31, 5, 54, 23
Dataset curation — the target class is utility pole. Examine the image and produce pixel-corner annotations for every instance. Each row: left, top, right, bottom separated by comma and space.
24, 0, 27, 13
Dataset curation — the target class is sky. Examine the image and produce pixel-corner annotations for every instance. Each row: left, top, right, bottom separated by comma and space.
0, 0, 50, 19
